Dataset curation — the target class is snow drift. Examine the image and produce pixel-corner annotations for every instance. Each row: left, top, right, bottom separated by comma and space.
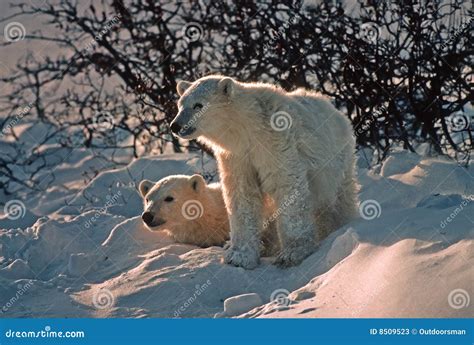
0, 149, 472, 318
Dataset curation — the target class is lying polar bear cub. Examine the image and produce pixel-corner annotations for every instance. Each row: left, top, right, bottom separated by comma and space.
139, 174, 279, 254
139, 174, 230, 247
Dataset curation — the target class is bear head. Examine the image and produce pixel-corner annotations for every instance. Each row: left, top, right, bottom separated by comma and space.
170, 75, 236, 140
138, 174, 206, 231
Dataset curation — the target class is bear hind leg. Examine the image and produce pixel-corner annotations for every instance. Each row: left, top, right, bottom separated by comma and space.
316, 172, 358, 241
273, 179, 316, 267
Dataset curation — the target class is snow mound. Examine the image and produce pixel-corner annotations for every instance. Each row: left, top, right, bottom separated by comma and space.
216, 293, 263, 318
0, 151, 472, 318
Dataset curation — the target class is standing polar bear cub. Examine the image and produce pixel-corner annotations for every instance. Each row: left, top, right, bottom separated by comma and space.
171, 75, 357, 269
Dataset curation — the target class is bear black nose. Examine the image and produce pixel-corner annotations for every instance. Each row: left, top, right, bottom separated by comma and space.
170, 122, 182, 134
142, 212, 154, 225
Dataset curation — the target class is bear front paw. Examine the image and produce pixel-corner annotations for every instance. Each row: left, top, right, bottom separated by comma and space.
274, 244, 314, 268
224, 247, 259, 269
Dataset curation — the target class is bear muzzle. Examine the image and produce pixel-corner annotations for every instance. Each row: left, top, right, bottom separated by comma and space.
170, 110, 198, 138
170, 121, 182, 134
170, 121, 197, 138
141, 212, 154, 225
141, 212, 166, 228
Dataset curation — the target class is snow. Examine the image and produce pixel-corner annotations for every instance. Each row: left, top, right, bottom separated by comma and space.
216, 293, 263, 318
0, 149, 473, 318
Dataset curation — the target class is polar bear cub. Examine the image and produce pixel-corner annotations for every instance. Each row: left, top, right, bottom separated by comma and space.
139, 175, 279, 254
170, 75, 358, 269
139, 174, 229, 247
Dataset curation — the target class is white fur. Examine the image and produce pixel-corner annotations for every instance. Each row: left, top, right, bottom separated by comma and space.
139, 175, 229, 247
172, 76, 358, 268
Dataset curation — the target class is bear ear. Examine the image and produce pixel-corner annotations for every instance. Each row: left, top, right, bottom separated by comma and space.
177, 80, 192, 96
190, 174, 205, 192
218, 77, 234, 97
139, 180, 153, 197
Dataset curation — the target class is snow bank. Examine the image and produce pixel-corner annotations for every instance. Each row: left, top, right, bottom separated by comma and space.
0, 150, 472, 318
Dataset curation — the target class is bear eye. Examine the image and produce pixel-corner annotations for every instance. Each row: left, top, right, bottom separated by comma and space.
193, 103, 203, 111
164, 196, 174, 202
